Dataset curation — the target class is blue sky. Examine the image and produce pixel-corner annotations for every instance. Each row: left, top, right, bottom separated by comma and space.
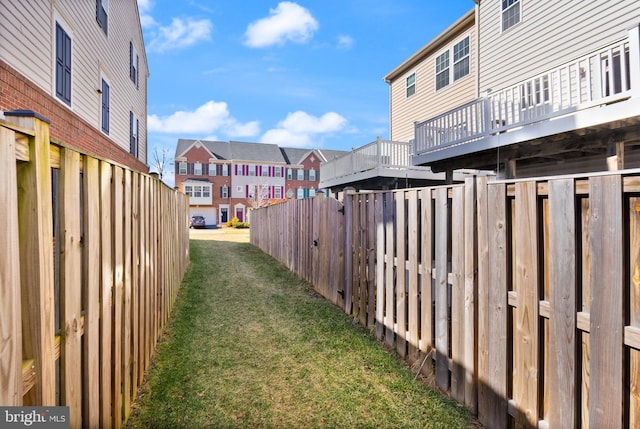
138, 0, 474, 184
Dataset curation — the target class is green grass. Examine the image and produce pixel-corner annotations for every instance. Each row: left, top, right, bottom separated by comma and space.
125, 239, 477, 428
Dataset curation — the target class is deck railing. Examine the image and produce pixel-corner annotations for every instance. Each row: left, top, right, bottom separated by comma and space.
415, 26, 640, 157
320, 137, 413, 183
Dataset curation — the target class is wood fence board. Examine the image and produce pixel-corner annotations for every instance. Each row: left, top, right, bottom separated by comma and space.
82, 156, 100, 426
385, 192, 395, 347
0, 127, 22, 404
580, 196, 591, 429
375, 194, 385, 340
17, 116, 56, 405
396, 191, 407, 358
60, 148, 83, 428
435, 187, 449, 391
513, 181, 539, 427
464, 177, 477, 412
123, 170, 132, 420
344, 192, 353, 314
547, 178, 576, 429
359, 196, 368, 325
588, 175, 624, 428
112, 166, 124, 428
420, 189, 433, 362
131, 172, 140, 399
99, 161, 113, 428
476, 176, 490, 423
451, 186, 465, 402
407, 190, 420, 362
630, 196, 640, 428
482, 181, 508, 429
367, 195, 376, 329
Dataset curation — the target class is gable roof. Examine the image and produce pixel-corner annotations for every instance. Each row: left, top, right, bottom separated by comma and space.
229, 141, 285, 162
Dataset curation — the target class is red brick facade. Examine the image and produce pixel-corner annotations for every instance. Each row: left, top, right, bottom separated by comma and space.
0, 60, 148, 172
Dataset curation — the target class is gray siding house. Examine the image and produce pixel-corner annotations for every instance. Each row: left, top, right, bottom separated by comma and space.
411, 0, 640, 178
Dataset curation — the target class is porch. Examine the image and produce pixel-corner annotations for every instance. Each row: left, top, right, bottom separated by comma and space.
319, 136, 473, 191
413, 26, 640, 176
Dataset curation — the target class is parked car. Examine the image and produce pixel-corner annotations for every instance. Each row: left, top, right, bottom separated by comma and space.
189, 215, 206, 229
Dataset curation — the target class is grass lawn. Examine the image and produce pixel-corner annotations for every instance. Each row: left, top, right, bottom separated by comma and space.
125, 238, 478, 428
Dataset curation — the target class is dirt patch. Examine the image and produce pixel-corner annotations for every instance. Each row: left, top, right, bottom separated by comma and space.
189, 227, 250, 243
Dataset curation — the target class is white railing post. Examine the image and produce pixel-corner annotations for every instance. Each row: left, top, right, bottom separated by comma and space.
376, 136, 382, 167
629, 24, 640, 97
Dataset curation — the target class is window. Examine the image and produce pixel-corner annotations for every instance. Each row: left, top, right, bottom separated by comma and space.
194, 163, 202, 176
274, 187, 282, 199
296, 188, 304, 199
502, 0, 520, 32
179, 162, 187, 175
309, 169, 316, 181
275, 167, 282, 177
221, 185, 229, 198
262, 165, 269, 176
129, 112, 139, 157
203, 187, 210, 198
184, 186, 192, 196
193, 186, 202, 198
55, 23, 72, 105
96, 0, 108, 35
130, 42, 139, 88
435, 51, 450, 90
309, 188, 316, 197
287, 168, 293, 180
453, 37, 470, 81
406, 73, 416, 97
249, 164, 256, 176
222, 164, 229, 176
209, 164, 216, 176
297, 169, 305, 180
101, 78, 110, 134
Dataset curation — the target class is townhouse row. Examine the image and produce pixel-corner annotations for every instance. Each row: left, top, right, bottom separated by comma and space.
174, 139, 347, 225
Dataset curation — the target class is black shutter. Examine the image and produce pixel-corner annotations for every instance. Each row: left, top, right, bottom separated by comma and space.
96, 0, 108, 35
55, 24, 71, 104
101, 79, 109, 134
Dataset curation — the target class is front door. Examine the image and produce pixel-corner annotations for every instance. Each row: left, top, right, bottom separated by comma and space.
221, 208, 228, 223
235, 209, 243, 222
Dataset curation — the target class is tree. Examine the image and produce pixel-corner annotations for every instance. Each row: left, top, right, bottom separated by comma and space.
151, 146, 171, 181
247, 182, 270, 209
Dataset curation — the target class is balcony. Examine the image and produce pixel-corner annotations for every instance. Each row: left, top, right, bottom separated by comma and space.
413, 26, 640, 170
319, 137, 474, 190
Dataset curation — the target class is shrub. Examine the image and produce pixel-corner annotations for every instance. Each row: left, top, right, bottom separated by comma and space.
226, 217, 240, 227
233, 221, 249, 229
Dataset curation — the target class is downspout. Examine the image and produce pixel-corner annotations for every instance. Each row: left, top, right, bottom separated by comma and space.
384, 77, 392, 141
474, 0, 480, 99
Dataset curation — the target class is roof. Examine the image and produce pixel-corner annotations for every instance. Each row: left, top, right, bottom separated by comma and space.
176, 139, 349, 164
383, 8, 475, 83
229, 141, 285, 162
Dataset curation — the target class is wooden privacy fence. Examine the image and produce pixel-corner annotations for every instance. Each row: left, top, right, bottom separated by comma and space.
0, 112, 190, 428
250, 173, 640, 429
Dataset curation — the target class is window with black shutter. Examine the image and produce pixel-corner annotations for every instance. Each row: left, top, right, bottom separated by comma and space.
96, 0, 108, 35
55, 23, 71, 105
130, 42, 139, 88
101, 79, 110, 134
129, 112, 139, 157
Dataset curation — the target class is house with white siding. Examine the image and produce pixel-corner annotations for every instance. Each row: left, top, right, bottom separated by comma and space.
411, 0, 640, 178
0, 0, 149, 171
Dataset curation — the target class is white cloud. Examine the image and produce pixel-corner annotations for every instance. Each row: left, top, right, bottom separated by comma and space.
244, 2, 318, 48
337, 35, 354, 49
148, 101, 260, 137
147, 17, 212, 52
137, 0, 156, 29
261, 111, 347, 147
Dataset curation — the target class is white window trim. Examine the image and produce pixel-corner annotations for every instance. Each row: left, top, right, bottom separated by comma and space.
435, 35, 471, 92
194, 162, 203, 176
297, 169, 304, 180
309, 169, 316, 181
406, 72, 416, 98
178, 162, 187, 175
501, 0, 521, 33
222, 164, 229, 176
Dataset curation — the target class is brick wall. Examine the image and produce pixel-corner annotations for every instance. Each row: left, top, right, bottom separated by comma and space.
0, 60, 148, 172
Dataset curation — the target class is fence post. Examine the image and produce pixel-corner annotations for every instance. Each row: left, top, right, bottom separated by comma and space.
343, 187, 354, 314
0, 124, 22, 405
7, 110, 57, 406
